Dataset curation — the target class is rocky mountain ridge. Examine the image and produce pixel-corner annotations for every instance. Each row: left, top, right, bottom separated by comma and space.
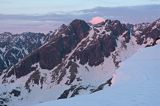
0, 18, 160, 106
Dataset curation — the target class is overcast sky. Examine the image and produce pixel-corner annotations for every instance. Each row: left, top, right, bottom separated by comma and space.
0, 0, 160, 14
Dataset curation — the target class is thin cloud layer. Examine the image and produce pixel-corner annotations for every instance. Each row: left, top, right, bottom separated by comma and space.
0, 5, 160, 33
0, 0, 160, 14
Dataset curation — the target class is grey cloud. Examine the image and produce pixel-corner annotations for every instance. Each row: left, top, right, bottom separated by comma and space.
0, 4, 160, 33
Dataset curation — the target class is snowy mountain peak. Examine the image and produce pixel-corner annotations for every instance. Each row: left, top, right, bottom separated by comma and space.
0, 18, 160, 106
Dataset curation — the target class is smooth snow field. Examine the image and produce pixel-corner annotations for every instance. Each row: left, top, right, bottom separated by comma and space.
34, 45, 160, 106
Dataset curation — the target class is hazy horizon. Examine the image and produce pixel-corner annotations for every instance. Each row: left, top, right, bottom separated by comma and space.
1, 0, 160, 15
0, 3, 160, 34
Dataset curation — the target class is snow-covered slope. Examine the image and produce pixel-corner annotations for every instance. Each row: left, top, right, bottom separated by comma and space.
35, 45, 160, 106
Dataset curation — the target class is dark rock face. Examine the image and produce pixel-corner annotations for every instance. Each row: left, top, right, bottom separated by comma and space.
69, 19, 90, 39
91, 78, 112, 93
58, 85, 88, 99
25, 70, 42, 92
39, 19, 90, 70
134, 19, 160, 46
65, 61, 79, 85
71, 20, 130, 67
58, 85, 77, 99
3, 19, 91, 80
9, 89, 21, 97
4, 49, 40, 79
0, 58, 6, 72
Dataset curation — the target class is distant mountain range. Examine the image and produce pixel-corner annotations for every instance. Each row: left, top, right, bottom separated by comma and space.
0, 32, 54, 73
